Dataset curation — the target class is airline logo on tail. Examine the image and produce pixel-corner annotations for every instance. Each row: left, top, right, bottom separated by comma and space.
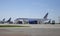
43, 13, 48, 19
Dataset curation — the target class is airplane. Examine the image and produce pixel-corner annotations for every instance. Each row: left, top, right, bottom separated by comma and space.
0, 18, 5, 24
0, 18, 13, 24
14, 12, 50, 24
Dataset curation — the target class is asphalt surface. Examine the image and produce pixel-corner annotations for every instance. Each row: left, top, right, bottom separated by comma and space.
0, 24, 60, 36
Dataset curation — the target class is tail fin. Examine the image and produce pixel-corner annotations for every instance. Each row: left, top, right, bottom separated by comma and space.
7, 18, 11, 22
43, 13, 48, 19
2, 18, 5, 21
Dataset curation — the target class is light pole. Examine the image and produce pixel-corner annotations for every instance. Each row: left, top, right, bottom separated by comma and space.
58, 17, 60, 24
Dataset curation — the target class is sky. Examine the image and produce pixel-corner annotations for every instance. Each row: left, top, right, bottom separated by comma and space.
0, 0, 60, 23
